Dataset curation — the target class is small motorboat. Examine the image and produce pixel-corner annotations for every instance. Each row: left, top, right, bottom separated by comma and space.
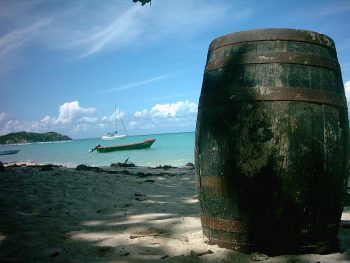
0, 150, 20, 155
90, 138, 156, 153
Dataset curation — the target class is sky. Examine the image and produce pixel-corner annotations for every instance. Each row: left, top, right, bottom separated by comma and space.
0, 0, 350, 139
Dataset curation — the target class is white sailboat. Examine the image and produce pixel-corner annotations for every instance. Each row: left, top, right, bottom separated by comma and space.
101, 105, 128, 141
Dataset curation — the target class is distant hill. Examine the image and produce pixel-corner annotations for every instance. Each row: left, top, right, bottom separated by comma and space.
0, 132, 72, 144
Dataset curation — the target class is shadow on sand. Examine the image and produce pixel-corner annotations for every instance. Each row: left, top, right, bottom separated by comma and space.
0, 165, 349, 262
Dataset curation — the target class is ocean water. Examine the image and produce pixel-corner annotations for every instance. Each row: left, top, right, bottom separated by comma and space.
0, 132, 195, 168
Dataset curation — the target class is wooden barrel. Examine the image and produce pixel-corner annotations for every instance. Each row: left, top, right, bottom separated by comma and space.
195, 28, 349, 253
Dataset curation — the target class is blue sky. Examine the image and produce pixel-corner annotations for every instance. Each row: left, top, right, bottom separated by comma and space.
0, 0, 350, 139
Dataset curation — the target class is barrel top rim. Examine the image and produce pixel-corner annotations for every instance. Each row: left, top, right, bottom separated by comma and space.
209, 28, 335, 51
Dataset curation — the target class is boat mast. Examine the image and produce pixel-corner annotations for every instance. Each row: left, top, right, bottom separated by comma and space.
115, 104, 128, 135
120, 118, 128, 136
114, 104, 118, 133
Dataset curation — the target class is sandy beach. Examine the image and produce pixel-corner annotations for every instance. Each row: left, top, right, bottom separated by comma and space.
0, 162, 349, 263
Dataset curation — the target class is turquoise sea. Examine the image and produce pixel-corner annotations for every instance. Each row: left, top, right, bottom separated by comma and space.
0, 132, 195, 168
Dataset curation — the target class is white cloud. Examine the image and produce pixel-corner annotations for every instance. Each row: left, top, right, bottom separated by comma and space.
134, 109, 148, 118
78, 6, 142, 58
0, 0, 247, 77
128, 100, 198, 133
41, 115, 55, 126
78, 117, 98, 124
132, 100, 198, 121
0, 18, 50, 58
0, 99, 198, 137
73, 123, 90, 132
15, 0, 237, 58
151, 100, 197, 118
0, 18, 51, 76
98, 74, 170, 94
65, 1, 233, 57
102, 108, 125, 123
0, 101, 98, 136
0, 113, 38, 135
55, 101, 96, 124
345, 81, 350, 106
115, 109, 125, 120
1, 119, 37, 135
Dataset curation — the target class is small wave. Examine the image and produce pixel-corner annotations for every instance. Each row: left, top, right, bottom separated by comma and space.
1, 142, 33, 146
37, 140, 72, 144
1, 140, 72, 146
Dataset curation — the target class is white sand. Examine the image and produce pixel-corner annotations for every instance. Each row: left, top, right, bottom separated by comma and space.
0, 162, 349, 262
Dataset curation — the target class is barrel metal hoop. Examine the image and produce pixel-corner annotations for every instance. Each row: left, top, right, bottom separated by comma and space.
201, 215, 248, 233
205, 53, 340, 73
209, 29, 335, 51
205, 237, 254, 251
199, 87, 347, 108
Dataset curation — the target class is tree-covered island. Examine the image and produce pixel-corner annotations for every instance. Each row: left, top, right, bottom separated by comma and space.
0, 132, 72, 144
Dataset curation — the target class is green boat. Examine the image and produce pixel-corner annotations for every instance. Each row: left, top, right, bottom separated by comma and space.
90, 138, 156, 153
0, 150, 20, 155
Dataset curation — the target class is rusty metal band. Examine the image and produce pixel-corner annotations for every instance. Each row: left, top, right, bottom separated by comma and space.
209, 29, 335, 51
198, 87, 347, 108
205, 237, 254, 252
201, 215, 248, 233
205, 52, 340, 73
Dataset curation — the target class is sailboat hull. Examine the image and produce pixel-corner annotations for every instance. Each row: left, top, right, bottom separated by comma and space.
101, 134, 127, 140
101, 104, 128, 140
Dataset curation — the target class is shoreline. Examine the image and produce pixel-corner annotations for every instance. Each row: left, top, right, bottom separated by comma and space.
0, 161, 349, 262
0, 132, 196, 169
1, 161, 196, 172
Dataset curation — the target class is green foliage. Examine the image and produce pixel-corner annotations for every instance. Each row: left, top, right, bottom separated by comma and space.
132, 0, 151, 6
0, 131, 72, 144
